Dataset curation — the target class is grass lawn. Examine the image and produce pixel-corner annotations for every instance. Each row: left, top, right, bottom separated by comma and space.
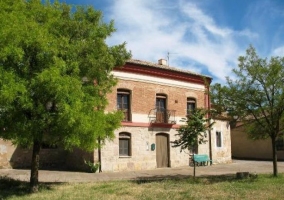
1, 174, 284, 199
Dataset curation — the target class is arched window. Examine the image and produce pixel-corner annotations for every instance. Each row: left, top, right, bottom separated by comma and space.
117, 89, 131, 121
156, 94, 167, 123
187, 98, 196, 116
119, 132, 131, 156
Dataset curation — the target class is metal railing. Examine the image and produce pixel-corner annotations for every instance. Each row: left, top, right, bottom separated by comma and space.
149, 108, 176, 124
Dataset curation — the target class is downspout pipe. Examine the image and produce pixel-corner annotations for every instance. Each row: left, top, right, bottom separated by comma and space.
207, 85, 213, 165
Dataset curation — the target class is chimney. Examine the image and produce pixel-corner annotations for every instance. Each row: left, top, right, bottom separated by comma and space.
158, 59, 167, 65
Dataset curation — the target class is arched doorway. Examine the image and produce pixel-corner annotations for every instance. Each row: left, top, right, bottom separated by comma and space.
156, 133, 170, 168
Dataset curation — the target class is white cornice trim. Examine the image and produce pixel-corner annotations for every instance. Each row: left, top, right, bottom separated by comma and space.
112, 71, 205, 91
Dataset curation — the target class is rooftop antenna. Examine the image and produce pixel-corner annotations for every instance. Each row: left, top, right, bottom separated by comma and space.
167, 52, 178, 66
167, 52, 170, 66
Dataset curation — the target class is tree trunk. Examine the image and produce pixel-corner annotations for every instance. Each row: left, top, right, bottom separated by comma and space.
30, 140, 41, 192
271, 137, 278, 177
98, 137, 102, 173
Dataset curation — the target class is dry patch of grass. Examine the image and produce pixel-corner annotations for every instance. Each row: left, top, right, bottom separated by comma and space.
1, 174, 284, 199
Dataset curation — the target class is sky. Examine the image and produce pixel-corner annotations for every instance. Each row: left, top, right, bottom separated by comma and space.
58, 0, 284, 84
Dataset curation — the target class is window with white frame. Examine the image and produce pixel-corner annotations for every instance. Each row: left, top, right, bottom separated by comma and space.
216, 131, 222, 147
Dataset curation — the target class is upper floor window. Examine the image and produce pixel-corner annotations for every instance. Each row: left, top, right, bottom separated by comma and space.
216, 131, 222, 147
119, 132, 131, 156
156, 94, 167, 123
187, 98, 196, 116
117, 89, 130, 121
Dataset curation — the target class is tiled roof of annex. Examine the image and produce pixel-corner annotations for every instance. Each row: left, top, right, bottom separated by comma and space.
126, 59, 212, 80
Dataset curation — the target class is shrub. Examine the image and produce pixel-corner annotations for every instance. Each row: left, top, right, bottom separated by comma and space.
84, 160, 100, 173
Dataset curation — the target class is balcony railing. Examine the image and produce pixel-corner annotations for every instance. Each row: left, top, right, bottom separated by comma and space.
149, 108, 176, 124
118, 109, 130, 121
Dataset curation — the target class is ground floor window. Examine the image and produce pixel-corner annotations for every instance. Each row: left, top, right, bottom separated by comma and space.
119, 132, 131, 156
216, 131, 222, 147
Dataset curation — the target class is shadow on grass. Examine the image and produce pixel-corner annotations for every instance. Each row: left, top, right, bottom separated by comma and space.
131, 173, 258, 185
0, 176, 63, 199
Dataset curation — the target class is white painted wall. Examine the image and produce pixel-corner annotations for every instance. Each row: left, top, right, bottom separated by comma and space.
112, 71, 205, 91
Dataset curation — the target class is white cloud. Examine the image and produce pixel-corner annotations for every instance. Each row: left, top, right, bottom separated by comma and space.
272, 46, 284, 57
179, 2, 232, 38
106, 0, 257, 83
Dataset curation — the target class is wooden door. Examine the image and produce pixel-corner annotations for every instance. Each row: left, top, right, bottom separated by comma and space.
156, 133, 169, 168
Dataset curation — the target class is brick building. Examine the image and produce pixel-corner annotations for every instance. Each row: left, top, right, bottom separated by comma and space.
0, 59, 232, 171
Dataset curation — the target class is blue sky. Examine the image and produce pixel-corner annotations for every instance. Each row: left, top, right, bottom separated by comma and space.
58, 0, 284, 84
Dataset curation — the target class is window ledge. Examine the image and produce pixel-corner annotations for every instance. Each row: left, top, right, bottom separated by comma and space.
119, 156, 131, 158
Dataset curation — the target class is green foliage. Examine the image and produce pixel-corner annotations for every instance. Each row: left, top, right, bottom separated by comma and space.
84, 160, 100, 173
211, 46, 284, 140
171, 108, 214, 152
0, 0, 130, 148
210, 45, 284, 176
0, 0, 131, 189
210, 83, 237, 117
211, 47, 284, 139
0, 1, 131, 191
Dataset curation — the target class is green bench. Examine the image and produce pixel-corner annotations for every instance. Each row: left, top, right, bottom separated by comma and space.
192, 154, 212, 166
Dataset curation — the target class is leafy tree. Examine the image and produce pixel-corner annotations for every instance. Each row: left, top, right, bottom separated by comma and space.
210, 45, 284, 177
171, 108, 214, 177
0, 0, 131, 192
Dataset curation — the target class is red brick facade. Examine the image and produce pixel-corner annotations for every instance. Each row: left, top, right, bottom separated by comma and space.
108, 80, 206, 115
0, 59, 231, 171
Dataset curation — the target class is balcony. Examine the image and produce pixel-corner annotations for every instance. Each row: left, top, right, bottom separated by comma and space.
149, 108, 176, 125
118, 109, 130, 122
